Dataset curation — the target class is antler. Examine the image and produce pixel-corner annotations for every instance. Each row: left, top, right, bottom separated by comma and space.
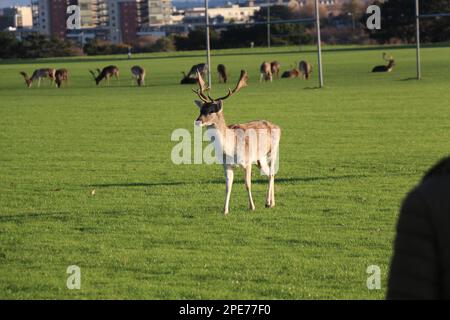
89, 70, 97, 79
382, 52, 394, 61
215, 70, 248, 101
192, 69, 248, 103
192, 69, 211, 103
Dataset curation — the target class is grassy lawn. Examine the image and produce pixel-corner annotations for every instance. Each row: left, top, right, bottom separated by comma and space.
0, 45, 449, 299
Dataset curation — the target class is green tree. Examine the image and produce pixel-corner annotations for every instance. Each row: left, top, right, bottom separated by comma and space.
0, 31, 20, 58
368, 0, 450, 43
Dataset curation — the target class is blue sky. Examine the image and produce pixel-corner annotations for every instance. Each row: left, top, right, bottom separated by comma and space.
0, 0, 31, 8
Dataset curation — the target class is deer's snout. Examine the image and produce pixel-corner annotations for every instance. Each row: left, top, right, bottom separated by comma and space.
195, 117, 203, 126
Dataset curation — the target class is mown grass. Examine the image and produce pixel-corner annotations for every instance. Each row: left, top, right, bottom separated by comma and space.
0, 45, 449, 299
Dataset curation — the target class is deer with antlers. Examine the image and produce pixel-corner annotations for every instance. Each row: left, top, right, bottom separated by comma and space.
181, 63, 208, 84
372, 53, 395, 72
193, 70, 281, 214
20, 68, 56, 88
89, 65, 120, 86
131, 66, 146, 86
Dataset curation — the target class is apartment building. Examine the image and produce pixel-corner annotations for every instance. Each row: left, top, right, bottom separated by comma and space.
0, 6, 33, 30
31, 0, 172, 43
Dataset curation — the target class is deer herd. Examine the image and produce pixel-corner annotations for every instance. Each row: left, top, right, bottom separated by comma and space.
18, 52, 395, 89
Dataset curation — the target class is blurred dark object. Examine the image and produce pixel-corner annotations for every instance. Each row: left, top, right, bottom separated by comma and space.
387, 156, 450, 299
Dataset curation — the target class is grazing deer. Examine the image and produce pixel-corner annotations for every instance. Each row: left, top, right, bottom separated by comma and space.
193, 70, 281, 214
55, 68, 69, 88
89, 65, 120, 86
217, 64, 228, 83
131, 65, 146, 86
372, 53, 395, 72
20, 68, 56, 88
299, 61, 312, 80
270, 61, 281, 79
281, 68, 301, 79
181, 63, 208, 84
259, 62, 272, 82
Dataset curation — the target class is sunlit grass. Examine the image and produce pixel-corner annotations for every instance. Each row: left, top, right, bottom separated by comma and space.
0, 45, 449, 299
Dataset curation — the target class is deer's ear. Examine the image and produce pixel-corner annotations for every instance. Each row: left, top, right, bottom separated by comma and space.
194, 100, 203, 108
217, 100, 223, 110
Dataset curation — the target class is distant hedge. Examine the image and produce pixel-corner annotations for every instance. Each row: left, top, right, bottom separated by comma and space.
0, 32, 83, 59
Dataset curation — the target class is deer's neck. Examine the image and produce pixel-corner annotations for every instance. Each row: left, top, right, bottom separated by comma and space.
206, 112, 234, 158
210, 112, 227, 134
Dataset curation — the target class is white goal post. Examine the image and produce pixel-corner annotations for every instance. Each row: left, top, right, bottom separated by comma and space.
203, 0, 324, 89
415, 0, 450, 80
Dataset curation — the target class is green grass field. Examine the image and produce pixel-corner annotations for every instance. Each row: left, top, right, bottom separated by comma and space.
0, 45, 449, 299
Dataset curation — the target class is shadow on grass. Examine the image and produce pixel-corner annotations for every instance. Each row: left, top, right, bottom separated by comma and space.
88, 174, 367, 188
89, 182, 187, 188
398, 77, 419, 81
0, 211, 70, 222
303, 86, 322, 90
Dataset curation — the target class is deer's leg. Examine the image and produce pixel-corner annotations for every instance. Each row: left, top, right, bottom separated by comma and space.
37, 78, 41, 88
257, 158, 272, 207
269, 172, 275, 207
244, 165, 255, 211
224, 165, 234, 215
259, 73, 263, 83
268, 139, 279, 208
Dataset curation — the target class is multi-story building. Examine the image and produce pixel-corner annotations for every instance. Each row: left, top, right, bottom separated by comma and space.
182, 4, 260, 25
147, 0, 172, 25
31, 0, 172, 44
32, 0, 92, 36
0, 6, 33, 30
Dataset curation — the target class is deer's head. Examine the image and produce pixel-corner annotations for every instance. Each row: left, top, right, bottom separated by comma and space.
20, 72, 32, 87
383, 53, 395, 67
89, 69, 101, 85
193, 69, 248, 127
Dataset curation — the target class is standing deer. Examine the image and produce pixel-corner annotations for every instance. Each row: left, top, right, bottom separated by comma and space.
89, 65, 120, 86
131, 66, 146, 86
270, 61, 281, 79
20, 68, 56, 88
193, 70, 281, 214
259, 62, 272, 82
181, 63, 208, 84
55, 68, 69, 88
299, 61, 313, 80
217, 64, 228, 83
372, 53, 395, 72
